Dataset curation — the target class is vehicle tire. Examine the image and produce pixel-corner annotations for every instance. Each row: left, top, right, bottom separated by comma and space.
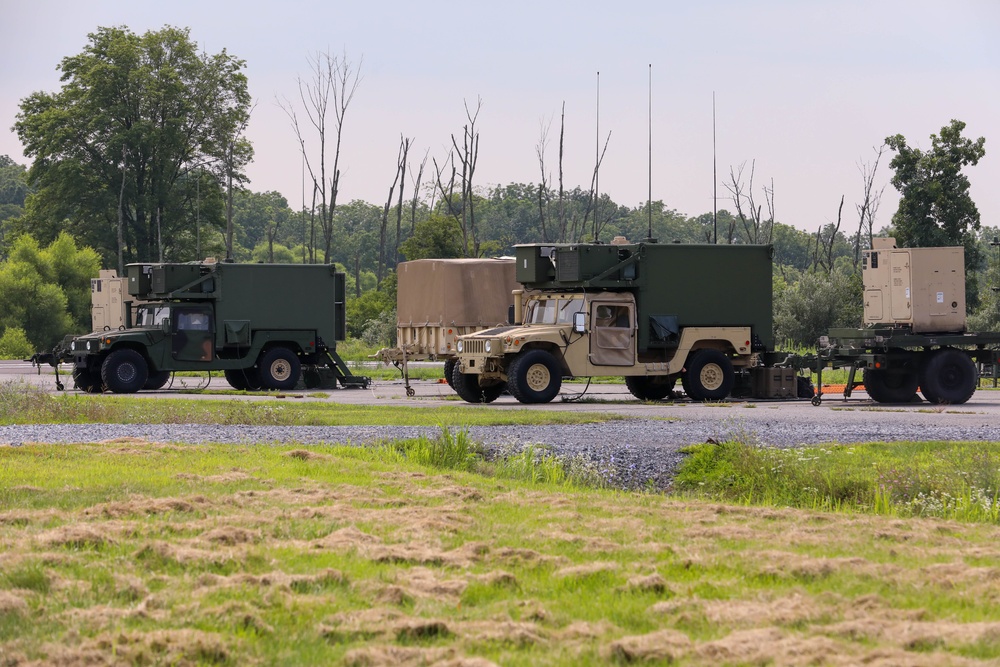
258, 347, 301, 390
862, 367, 919, 403
451, 363, 486, 403
143, 370, 172, 390
507, 349, 562, 404
225, 368, 261, 391
683, 349, 735, 401
625, 375, 676, 401
101, 349, 148, 394
480, 381, 505, 403
919, 348, 978, 405
443, 358, 457, 389
72, 367, 103, 393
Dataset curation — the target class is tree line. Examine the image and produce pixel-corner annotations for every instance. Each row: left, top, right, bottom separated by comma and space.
0, 25, 993, 355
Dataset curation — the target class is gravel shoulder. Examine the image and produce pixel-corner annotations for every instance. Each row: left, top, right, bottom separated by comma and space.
6, 362, 1000, 490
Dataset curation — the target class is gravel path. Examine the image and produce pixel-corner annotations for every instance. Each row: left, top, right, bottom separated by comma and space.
5, 411, 1000, 490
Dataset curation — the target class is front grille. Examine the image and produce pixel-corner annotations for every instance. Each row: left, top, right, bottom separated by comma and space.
463, 339, 488, 355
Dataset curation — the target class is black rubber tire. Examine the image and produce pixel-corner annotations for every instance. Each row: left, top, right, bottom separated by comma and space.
101, 349, 148, 394
451, 363, 486, 403
443, 358, 457, 389
507, 349, 562, 404
143, 370, 172, 391
258, 347, 301, 390
225, 368, 261, 391
481, 382, 505, 403
863, 367, 919, 403
684, 349, 735, 401
919, 348, 978, 405
625, 375, 676, 401
72, 367, 103, 393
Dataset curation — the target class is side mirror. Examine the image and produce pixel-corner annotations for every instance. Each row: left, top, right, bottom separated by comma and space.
161, 318, 171, 334
573, 311, 586, 334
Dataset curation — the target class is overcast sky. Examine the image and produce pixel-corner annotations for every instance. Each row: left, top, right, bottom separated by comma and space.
3, 0, 998, 237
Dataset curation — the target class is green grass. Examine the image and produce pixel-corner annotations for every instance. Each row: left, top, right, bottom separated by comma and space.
4, 436, 1000, 665
0, 379, 623, 427
675, 438, 1000, 522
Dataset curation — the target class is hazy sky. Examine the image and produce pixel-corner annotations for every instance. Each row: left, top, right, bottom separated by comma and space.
3, 0, 999, 237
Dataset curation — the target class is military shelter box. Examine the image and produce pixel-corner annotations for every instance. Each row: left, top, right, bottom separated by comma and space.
515, 242, 774, 352
397, 259, 517, 328
863, 238, 965, 333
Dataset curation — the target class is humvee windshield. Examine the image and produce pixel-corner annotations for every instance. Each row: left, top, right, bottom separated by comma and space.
524, 296, 584, 325
138, 305, 171, 327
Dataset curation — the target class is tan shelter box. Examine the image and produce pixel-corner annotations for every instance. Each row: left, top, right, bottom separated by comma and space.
397, 258, 518, 327
863, 238, 965, 333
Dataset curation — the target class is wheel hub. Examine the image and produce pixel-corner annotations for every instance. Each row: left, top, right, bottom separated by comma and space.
525, 363, 551, 391
699, 363, 723, 391
270, 360, 291, 381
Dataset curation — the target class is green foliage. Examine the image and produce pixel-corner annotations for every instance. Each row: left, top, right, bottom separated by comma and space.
0, 233, 102, 349
14, 25, 251, 266
0, 327, 33, 359
677, 438, 1000, 523
345, 287, 395, 339
886, 120, 987, 305
773, 268, 862, 346
251, 242, 297, 264
399, 215, 464, 260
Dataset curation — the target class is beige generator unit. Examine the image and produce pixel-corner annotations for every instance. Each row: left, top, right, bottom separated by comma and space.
863, 237, 965, 333
90, 269, 129, 332
376, 258, 519, 391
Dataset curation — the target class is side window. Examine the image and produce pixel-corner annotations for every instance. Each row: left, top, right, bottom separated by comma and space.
594, 304, 630, 328
176, 309, 212, 331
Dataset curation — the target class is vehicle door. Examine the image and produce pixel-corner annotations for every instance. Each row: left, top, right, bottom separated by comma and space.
172, 306, 215, 361
588, 301, 635, 366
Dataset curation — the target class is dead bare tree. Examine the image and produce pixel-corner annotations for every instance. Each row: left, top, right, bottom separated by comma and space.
393, 136, 411, 271
725, 161, 774, 245
584, 131, 612, 242
409, 149, 429, 235
378, 136, 410, 286
278, 50, 362, 264
813, 195, 845, 274
452, 97, 482, 256
535, 116, 552, 242
852, 144, 888, 269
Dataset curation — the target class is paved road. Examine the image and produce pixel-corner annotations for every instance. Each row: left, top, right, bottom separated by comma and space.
6, 360, 1000, 445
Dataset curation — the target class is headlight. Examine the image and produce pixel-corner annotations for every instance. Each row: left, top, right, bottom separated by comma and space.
456, 340, 464, 353
70, 341, 76, 351
484, 340, 492, 354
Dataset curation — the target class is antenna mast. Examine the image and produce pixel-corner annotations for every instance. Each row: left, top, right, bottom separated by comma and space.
713, 92, 718, 244
594, 70, 600, 242
647, 64, 653, 242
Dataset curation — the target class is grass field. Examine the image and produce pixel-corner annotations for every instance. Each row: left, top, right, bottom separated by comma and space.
6, 379, 1000, 664
4, 436, 1000, 666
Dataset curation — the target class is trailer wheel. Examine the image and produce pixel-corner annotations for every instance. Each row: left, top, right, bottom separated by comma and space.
920, 348, 978, 404
73, 368, 103, 393
450, 364, 503, 403
443, 358, 457, 389
101, 349, 148, 394
862, 368, 918, 403
225, 368, 262, 391
507, 349, 562, 404
625, 376, 676, 401
143, 370, 172, 391
684, 349, 734, 401
258, 347, 301, 390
